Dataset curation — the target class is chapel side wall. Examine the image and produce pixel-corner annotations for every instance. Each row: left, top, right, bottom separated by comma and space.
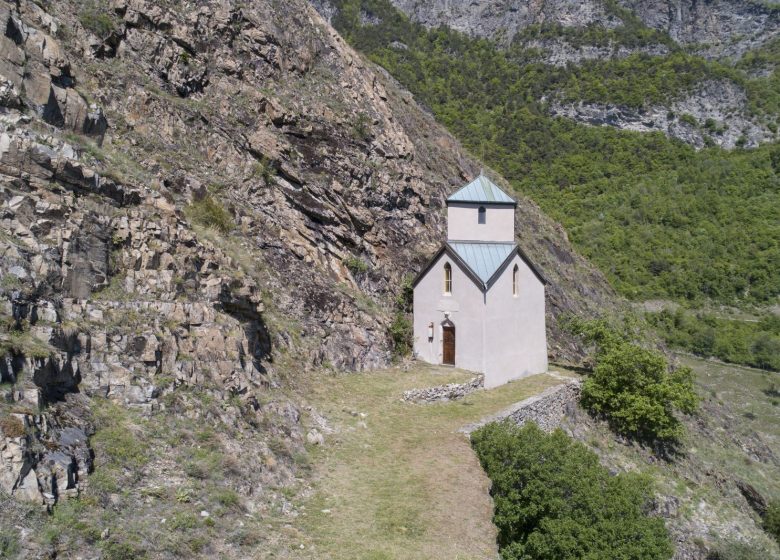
413, 253, 485, 373
483, 254, 548, 388
447, 203, 515, 242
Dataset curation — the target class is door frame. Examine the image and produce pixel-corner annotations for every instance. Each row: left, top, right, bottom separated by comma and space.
442, 322, 455, 366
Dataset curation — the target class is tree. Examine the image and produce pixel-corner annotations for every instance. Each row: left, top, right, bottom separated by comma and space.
569, 319, 699, 443
471, 422, 673, 560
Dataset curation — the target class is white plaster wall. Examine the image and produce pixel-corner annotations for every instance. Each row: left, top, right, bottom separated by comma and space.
413, 252, 486, 373
447, 203, 515, 242
483, 254, 548, 388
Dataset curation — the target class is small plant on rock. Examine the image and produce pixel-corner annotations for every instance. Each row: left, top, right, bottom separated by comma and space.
185, 195, 234, 233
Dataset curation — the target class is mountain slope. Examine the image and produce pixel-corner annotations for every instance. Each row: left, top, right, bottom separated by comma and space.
314, 0, 780, 308
0, 0, 619, 556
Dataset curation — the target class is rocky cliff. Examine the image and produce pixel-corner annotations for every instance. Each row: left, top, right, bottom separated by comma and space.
369, 0, 780, 148
387, 0, 780, 58
0, 0, 619, 553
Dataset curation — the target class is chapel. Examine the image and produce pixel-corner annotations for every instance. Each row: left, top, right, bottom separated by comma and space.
412, 174, 548, 388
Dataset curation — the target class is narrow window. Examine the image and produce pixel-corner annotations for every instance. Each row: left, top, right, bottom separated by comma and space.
512, 264, 519, 297
478, 206, 486, 224
443, 263, 452, 295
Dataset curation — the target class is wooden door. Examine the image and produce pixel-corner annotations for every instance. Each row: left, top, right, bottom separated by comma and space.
442, 325, 455, 366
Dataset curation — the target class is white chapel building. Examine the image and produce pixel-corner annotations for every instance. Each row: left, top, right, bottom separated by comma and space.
412, 174, 548, 388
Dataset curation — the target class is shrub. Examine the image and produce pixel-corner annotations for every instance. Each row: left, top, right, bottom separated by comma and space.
79, 2, 116, 38
765, 500, 780, 543
0, 529, 19, 558
344, 256, 370, 274
0, 415, 26, 438
471, 422, 673, 560
680, 113, 698, 127
708, 540, 772, 560
185, 195, 233, 233
389, 312, 412, 357
570, 319, 699, 442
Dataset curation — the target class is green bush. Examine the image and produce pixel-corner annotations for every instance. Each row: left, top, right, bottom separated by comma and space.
0, 529, 19, 558
344, 256, 370, 274
471, 422, 673, 560
185, 195, 233, 233
79, 2, 116, 38
389, 312, 412, 357
765, 499, 780, 543
708, 540, 773, 560
571, 319, 699, 442
646, 309, 780, 371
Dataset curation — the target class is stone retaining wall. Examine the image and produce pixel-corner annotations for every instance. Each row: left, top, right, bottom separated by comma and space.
402, 375, 484, 403
460, 377, 581, 434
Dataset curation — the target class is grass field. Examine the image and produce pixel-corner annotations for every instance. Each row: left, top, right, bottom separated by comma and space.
292, 365, 571, 560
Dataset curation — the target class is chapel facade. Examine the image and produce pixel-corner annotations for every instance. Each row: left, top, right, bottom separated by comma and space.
412, 175, 548, 388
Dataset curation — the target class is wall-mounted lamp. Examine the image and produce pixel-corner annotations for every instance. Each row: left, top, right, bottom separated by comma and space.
427, 322, 434, 340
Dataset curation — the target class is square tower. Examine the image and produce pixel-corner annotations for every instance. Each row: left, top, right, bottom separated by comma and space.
446, 174, 516, 242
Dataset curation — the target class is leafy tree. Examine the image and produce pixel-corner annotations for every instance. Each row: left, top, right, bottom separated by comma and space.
569, 319, 699, 442
471, 422, 673, 560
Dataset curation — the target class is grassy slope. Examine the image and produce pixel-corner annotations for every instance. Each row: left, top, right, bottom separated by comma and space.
563, 356, 780, 556
294, 366, 572, 559
287, 357, 779, 559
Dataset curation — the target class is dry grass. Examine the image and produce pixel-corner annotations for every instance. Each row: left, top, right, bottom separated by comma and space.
294, 364, 570, 560
0, 416, 25, 438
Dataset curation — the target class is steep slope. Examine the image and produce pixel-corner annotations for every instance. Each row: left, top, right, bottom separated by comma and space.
0, 0, 619, 556
323, 0, 780, 149
386, 0, 780, 59
313, 0, 780, 308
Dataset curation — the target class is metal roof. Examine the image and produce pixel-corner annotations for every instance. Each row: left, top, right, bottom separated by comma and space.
449, 242, 516, 284
447, 174, 516, 205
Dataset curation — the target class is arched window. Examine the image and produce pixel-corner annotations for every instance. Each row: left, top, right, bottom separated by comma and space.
512, 264, 519, 297
443, 263, 452, 295
478, 206, 486, 224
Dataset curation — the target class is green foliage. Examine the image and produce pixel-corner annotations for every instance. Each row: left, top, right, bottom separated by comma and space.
79, 1, 116, 38
185, 195, 233, 233
344, 255, 370, 274
647, 309, 780, 371
251, 156, 277, 184
570, 319, 699, 442
351, 112, 372, 140
395, 273, 414, 313
707, 540, 773, 560
471, 422, 673, 560
329, 0, 780, 306
765, 499, 780, 543
389, 311, 412, 358
0, 529, 19, 558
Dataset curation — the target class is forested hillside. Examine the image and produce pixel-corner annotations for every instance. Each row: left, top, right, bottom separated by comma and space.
318, 0, 780, 308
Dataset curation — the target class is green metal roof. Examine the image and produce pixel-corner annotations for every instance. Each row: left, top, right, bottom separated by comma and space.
449, 242, 515, 284
447, 174, 516, 205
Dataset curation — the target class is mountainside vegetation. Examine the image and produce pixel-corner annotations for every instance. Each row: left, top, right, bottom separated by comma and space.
326, 0, 780, 308
471, 422, 672, 560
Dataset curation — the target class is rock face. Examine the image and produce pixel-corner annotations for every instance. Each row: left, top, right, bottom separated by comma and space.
373, 0, 780, 147
620, 0, 780, 59
387, 0, 780, 59
551, 79, 775, 149
0, 0, 618, 515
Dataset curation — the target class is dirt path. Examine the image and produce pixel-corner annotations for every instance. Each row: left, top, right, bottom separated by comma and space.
294, 365, 569, 560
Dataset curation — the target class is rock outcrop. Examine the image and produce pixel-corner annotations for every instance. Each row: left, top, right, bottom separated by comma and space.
0, 0, 618, 525
386, 0, 780, 59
